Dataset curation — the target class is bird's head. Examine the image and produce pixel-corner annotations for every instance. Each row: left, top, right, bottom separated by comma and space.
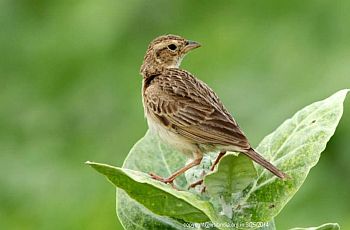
140, 34, 201, 76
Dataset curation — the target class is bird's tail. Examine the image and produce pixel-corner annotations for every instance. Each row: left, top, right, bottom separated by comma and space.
245, 148, 288, 180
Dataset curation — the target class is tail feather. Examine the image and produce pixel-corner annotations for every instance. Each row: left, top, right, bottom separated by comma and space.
244, 148, 288, 180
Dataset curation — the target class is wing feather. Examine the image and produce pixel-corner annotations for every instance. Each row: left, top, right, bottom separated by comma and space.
143, 69, 250, 149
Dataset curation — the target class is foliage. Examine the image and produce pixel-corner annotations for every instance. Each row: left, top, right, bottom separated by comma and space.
88, 90, 348, 229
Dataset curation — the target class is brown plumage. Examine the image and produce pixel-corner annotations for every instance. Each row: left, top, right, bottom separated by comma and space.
140, 34, 288, 187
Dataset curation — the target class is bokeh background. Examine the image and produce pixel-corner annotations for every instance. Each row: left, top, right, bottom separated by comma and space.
1, 0, 349, 229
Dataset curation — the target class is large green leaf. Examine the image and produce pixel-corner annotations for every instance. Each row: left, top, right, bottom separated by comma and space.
86, 162, 212, 223
204, 153, 257, 219
205, 153, 257, 198
289, 223, 340, 230
240, 89, 348, 222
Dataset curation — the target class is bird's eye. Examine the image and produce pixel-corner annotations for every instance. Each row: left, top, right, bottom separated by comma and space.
167, 44, 177, 51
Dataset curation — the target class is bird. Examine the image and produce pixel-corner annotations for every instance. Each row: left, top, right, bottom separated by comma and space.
140, 34, 288, 188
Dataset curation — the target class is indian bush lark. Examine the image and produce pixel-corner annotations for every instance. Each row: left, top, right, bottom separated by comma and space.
140, 34, 288, 188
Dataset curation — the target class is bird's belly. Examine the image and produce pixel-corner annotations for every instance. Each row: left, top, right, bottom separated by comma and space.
147, 118, 197, 157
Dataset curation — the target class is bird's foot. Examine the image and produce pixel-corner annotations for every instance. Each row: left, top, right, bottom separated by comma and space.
188, 179, 206, 193
149, 172, 176, 183
149, 172, 174, 183
188, 179, 203, 188
149, 172, 180, 190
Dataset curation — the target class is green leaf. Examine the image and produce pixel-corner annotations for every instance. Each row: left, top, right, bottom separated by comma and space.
204, 153, 257, 219
205, 153, 257, 198
117, 189, 186, 230
239, 89, 349, 222
86, 161, 213, 223
289, 223, 340, 230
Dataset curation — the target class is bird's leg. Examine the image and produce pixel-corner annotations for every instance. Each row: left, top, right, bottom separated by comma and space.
188, 151, 226, 189
210, 151, 226, 171
149, 151, 203, 185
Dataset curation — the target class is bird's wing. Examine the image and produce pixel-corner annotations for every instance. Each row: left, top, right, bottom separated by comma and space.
144, 69, 250, 149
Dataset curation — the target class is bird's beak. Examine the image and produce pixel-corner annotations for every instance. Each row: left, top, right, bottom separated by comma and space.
183, 40, 201, 53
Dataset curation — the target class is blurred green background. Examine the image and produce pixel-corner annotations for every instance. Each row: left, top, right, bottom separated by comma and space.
1, 0, 349, 229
